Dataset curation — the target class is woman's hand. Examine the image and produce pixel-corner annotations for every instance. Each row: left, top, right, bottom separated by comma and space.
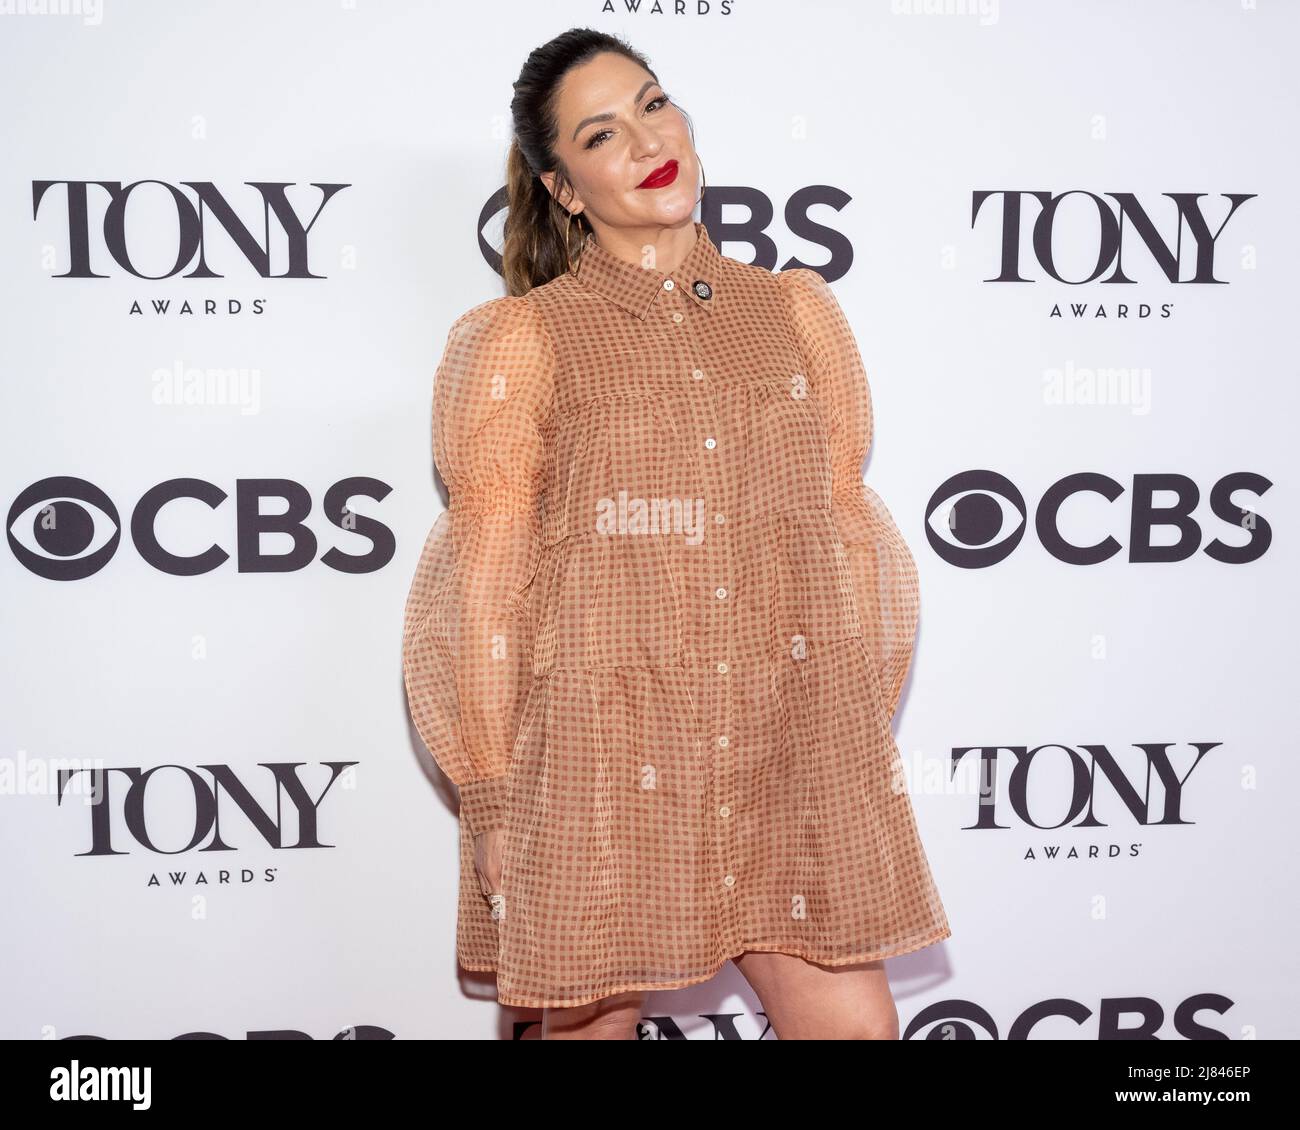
473, 828, 505, 902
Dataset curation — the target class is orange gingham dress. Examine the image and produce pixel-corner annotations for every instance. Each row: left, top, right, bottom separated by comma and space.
402, 220, 952, 1009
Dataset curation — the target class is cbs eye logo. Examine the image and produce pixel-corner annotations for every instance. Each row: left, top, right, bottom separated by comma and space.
8, 476, 120, 581
7, 475, 394, 580
903, 1000, 999, 1040
924, 469, 1271, 568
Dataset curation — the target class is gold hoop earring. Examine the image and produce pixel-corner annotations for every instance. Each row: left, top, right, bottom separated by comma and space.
564, 207, 581, 276
563, 205, 590, 276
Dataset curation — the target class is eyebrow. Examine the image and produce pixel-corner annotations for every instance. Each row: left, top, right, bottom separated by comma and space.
571, 80, 659, 141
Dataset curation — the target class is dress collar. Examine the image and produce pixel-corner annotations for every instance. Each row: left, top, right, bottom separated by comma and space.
573, 220, 722, 320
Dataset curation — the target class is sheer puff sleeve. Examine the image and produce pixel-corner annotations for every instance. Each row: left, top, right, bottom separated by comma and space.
777, 267, 920, 721
401, 295, 555, 838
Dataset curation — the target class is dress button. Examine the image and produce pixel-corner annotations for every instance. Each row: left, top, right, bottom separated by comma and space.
715, 586, 728, 599
663, 278, 675, 290
672, 312, 684, 323
718, 735, 730, 748
692, 368, 704, 380
716, 662, 729, 673
719, 806, 731, 818
713, 512, 725, 524
703, 436, 716, 449
723, 874, 736, 887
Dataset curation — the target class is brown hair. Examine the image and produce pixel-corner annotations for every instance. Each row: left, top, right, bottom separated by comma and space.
502, 28, 685, 297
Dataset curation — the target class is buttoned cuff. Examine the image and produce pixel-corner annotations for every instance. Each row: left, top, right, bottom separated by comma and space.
458, 776, 509, 838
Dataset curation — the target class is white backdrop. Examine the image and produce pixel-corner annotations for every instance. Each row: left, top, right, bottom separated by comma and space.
2, 0, 1296, 1040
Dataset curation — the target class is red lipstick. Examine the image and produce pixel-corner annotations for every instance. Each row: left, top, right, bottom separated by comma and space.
637, 159, 678, 189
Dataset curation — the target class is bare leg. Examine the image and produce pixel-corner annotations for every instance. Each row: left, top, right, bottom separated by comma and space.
732, 951, 899, 1040
541, 990, 648, 1040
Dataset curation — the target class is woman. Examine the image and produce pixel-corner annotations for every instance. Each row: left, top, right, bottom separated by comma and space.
401, 27, 951, 1040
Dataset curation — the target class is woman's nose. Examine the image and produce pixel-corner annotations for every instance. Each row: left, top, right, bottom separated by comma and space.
627, 121, 663, 157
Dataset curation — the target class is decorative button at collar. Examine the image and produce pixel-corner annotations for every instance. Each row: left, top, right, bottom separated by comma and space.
693, 279, 712, 300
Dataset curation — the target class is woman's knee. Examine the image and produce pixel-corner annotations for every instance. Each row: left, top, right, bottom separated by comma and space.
541, 990, 647, 1039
